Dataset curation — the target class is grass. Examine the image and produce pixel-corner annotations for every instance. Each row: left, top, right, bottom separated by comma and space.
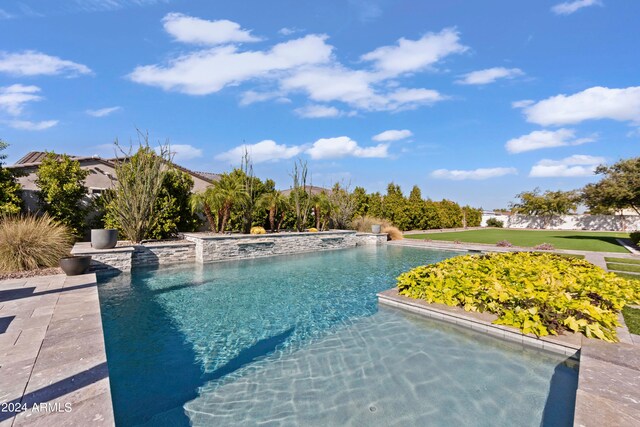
614, 271, 640, 280
406, 229, 629, 253
623, 306, 640, 335
605, 257, 640, 265
607, 263, 640, 273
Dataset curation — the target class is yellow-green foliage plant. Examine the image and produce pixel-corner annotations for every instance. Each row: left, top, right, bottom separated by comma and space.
396, 252, 640, 342
0, 214, 73, 272
250, 226, 266, 235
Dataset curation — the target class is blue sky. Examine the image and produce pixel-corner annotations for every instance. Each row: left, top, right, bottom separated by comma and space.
1, 0, 638, 209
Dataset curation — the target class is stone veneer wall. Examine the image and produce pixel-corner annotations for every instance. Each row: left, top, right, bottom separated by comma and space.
72, 231, 386, 273
71, 241, 195, 273
183, 230, 365, 264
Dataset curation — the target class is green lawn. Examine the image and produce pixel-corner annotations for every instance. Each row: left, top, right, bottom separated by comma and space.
605, 257, 640, 265
608, 263, 640, 273
623, 306, 640, 335
406, 229, 629, 253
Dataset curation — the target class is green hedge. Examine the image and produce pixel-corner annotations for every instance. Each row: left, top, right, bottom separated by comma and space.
630, 231, 640, 246
397, 252, 640, 342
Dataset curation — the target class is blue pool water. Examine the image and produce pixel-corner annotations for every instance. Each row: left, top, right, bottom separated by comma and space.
97, 246, 578, 426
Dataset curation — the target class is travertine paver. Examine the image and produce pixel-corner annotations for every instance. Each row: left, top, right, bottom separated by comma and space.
0, 274, 114, 426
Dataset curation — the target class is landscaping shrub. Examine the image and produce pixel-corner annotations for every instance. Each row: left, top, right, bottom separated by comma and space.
250, 226, 266, 234
496, 240, 513, 247
534, 243, 555, 251
0, 215, 73, 272
382, 225, 403, 240
397, 252, 640, 341
630, 231, 640, 246
352, 215, 392, 232
307, 227, 318, 232
486, 218, 504, 228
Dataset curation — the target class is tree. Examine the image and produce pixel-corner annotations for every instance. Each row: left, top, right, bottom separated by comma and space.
352, 186, 369, 219
211, 173, 248, 233
190, 187, 219, 232
146, 169, 200, 239
327, 182, 355, 229
311, 191, 332, 230
511, 188, 579, 228
407, 185, 425, 230
382, 183, 410, 230
0, 140, 22, 215
289, 159, 312, 232
582, 157, 640, 215
35, 152, 88, 236
104, 135, 169, 243
257, 190, 289, 232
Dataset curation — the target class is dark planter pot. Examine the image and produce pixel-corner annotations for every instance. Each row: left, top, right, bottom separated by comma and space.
60, 256, 92, 276
91, 229, 118, 249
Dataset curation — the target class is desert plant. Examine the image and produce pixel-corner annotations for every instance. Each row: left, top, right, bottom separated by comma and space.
397, 252, 640, 342
0, 214, 73, 272
104, 133, 170, 243
630, 231, 640, 246
496, 240, 513, 247
534, 243, 555, 251
190, 187, 219, 232
352, 215, 392, 232
307, 227, 318, 232
289, 159, 313, 232
382, 225, 403, 240
250, 226, 266, 234
35, 152, 88, 236
486, 218, 504, 228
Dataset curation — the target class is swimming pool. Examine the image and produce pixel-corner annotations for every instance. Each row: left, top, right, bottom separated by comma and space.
97, 245, 578, 426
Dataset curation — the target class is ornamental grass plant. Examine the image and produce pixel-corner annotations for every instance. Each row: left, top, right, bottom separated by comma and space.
0, 214, 73, 272
397, 252, 640, 342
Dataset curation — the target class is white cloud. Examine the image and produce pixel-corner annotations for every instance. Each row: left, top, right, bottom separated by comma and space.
278, 27, 301, 36
0, 51, 91, 77
520, 86, 640, 126
551, 0, 601, 15
456, 67, 524, 85
215, 140, 302, 164
281, 66, 446, 112
129, 34, 333, 95
86, 106, 121, 117
306, 136, 388, 159
0, 84, 43, 116
512, 99, 534, 109
505, 128, 595, 154
294, 105, 341, 118
164, 144, 203, 161
361, 28, 468, 77
7, 119, 58, 131
372, 129, 413, 142
431, 167, 517, 180
529, 154, 605, 177
129, 16, 462, 114
162, 13, 262, 45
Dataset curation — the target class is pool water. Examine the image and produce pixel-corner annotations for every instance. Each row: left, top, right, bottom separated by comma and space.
97, 246, 578, 426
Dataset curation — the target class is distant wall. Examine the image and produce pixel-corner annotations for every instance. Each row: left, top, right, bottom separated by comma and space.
481, 213, 640, 231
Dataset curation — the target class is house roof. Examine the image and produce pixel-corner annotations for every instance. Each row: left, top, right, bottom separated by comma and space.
9, 151, 219, 184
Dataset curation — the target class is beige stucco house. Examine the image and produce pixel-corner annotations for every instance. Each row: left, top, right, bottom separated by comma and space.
6, 151, 219, 212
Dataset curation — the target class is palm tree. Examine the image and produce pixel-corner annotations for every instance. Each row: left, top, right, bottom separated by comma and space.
311, 191, 332, 230
189, 187, 219, 232
257, 191, 289, 232
213, 173, 248, 233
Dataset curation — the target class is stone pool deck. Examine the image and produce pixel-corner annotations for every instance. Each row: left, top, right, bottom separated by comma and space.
0, 274, 114, 426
